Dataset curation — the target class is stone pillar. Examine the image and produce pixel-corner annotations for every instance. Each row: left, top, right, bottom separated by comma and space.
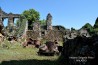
0, 17, 4, 28
0, 17, 2, 25
33, 22, 40, 31
0, 8, 4, 33
46, 13, 52, 30
8, 17, 14, 26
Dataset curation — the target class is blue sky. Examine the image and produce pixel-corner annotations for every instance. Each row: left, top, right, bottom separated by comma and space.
0, 0, 98, 29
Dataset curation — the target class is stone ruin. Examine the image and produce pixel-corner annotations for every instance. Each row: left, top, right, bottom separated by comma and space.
0, 8, 91, 42
26, 13, 65, 42
63, 28, 91, 41
0, 8, 20, 36
61, 35, 98, 65
26, 13, 91, 42
46, 13, 53, 30
0, 8, 65, 42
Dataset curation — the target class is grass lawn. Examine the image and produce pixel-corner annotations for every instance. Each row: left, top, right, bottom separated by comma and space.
0, 40, 61, 65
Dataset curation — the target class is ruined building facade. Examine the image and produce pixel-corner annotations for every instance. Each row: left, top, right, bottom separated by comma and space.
0, 8, 90, 41
0, 8, 20, 36
25, 13, 90, 41
26, 13, 65, 41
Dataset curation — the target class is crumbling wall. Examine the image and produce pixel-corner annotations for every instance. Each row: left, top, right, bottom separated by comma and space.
26, 30, 65, 41
43, 30, 64, 41
26, 30, 40, 40
61, 35, 98, 65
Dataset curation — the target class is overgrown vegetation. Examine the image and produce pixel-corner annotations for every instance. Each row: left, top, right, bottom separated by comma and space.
81, 17, 98, 35
15, 8, 47, 37
0, 40, 60, 65
16, 19, 27, 37
81, 23, 95, 35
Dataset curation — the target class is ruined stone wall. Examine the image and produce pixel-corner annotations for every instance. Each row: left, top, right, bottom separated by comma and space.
62, 35, 98, 65
26, 30, 64, 41
26, 30, 40, 40
43, 30, 64, 41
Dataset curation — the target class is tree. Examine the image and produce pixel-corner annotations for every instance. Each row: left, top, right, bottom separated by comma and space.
40, 19, 46, 25
93, 17, 98, 34
81, 23, 94, 34
94, 17, 98, 28
22, 9, 40, 30
22, 9, 40, 22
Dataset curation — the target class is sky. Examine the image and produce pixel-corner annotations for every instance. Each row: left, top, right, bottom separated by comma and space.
0, 0, 98, 29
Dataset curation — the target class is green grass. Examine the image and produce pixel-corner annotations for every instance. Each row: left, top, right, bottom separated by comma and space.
0, 40, 61, 65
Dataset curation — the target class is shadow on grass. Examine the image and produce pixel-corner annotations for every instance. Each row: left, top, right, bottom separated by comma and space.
0, 59, 62, 65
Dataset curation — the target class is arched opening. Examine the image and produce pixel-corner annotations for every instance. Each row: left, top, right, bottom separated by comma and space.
14, 18, 18, 26
3, 18, 8, 27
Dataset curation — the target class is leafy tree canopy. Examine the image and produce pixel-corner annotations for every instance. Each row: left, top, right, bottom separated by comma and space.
82, 23, 94, 33
40, 19, 46, 25
21, 9, 40, 22
82, 23, 93, 28
16, 8, 47, 35
94, 17, 98, 28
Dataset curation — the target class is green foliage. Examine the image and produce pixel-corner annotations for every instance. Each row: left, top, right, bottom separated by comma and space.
15, 19, 21, 27
71, 27, 76, 31
15, 8, 47, 35
22, 9, 40, 22
94, 28, 98, 32
21, 9, 40, 30
0, 40, 59, 65
94, 28, 98, 34
94, 17, 98, 28
16, 19, 27, 37
40, 19, 46, 25
93, 17, 98, 34
82, 23, 94, 34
